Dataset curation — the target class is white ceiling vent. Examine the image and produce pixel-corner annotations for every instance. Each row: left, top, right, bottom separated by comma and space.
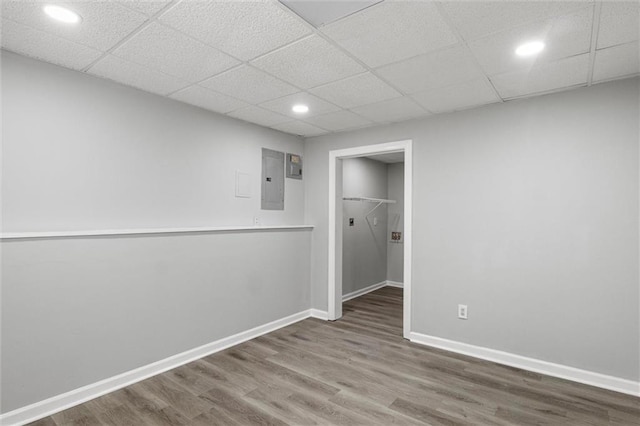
279, 0, 382, 27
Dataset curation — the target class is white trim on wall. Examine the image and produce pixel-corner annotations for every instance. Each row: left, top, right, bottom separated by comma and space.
386, 280, 404, 288
309, 309, 329, 321
328, 139, 413, 339
342, 281, 388, 302
409, 332, 640, 397
0, 225, 314, 241
0, 309, 320, 426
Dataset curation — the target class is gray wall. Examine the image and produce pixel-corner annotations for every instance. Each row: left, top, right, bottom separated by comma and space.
304, 78, 640, 381
1, 52, 310, 413
387, 163, 404, 283
342, 158, 388, 295
1, 231, 311, 412
1, 51, 305, 232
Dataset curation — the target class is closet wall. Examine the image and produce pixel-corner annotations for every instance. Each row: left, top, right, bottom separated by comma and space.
342, 157, 403, 297
342, 158, 388, 296
387, 163, 404, 285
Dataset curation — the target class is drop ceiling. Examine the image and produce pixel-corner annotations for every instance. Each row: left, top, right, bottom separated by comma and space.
1, 1, 638, 137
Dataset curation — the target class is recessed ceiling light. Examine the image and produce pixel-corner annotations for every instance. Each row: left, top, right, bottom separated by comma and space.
515, 41, 545, 57
292, 104, 309, 114
43, 5, 82, 24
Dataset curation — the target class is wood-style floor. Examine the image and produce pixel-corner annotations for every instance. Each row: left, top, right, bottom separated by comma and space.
31, 287, 639, 425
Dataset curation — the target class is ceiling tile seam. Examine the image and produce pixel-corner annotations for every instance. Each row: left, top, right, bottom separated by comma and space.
462, 4, 596, 45
344, 0, 596, 75
0, 15, 107, 54
269, 117, 331, 130
344, 95, 432, 121
501, 82, 590, 102
168, 83, 252, 111
488, 51, 594, 81
81, 0, 181, 73
435, 2, 598, 96
313, 0, 386, 29
103, 22, 243, 74
368, 40, 477, 76
114, 1, 162, 18
309, 105, 380, 127
269, 0, 428, 101
299, 116, 355, 132
225, 115, 298, 130
243, 33, 314, 63
586, 2, 603, 86
88, 55, 192, 93
591, 72, 640, 85
305, 70, 404, 106
439, 0, 595, 43
596, 39, 640, 52
163, 62, 305, 98
158, 31, 323, 99
164, 70, 336, 111
434, 2, 505, 103
298, 121, 332, 132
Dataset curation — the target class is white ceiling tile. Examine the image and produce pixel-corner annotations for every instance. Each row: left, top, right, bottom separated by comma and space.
304, 110, 372, 131
1, 18, 103, 70
491, 54, 589, 99
251, 35, 366, 89
170, 85, 248, 114
350, 96, 427, 123
259, 92, 341, 119
272, 121, 328, 137
280, 0, 383, 28
376, 44, 485, 94
597, 2, 640, 49
412, 78, 500, 114
88, 55, 189, 96
158, 0, 311, 61
321, 2, 458, 68
112, 22, 239, 82
118, 0, 172, 16
469, 7, 593, 76
1, 1, 148, 51
441, 1, 590, 41
227, 106, 292, 127
309, 72, 401, 109
200, 65, 298, 104
593, 41, 640, 82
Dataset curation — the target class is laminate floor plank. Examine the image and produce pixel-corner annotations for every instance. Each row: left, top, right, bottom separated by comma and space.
29, 287, 639, 425
244, 388, 325, 425
50, 404, 103, 426
198, 386, 287, 426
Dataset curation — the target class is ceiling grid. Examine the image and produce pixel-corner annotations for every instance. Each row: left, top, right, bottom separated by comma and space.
1, 0, 637, 136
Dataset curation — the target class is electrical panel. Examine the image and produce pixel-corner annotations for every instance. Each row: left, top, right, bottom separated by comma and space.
261, 148, 284, 210
286, 153, 303, 179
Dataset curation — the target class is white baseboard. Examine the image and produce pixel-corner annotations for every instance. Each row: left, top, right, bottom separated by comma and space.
309, 309, 329, 321
385, 280, 404, 288
342, 281, 387, 302
0, 309, 313, 426
409, 332, 640, 397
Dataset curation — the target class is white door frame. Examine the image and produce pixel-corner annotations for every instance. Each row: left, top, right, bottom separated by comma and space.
328, 139, 413, 339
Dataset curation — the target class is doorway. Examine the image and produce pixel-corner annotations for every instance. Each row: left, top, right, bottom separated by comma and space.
328, 140, 412, 339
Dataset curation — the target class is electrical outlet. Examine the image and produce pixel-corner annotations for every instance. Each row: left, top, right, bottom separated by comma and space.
458, 304, 468, 320
254, 216, 261, 226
